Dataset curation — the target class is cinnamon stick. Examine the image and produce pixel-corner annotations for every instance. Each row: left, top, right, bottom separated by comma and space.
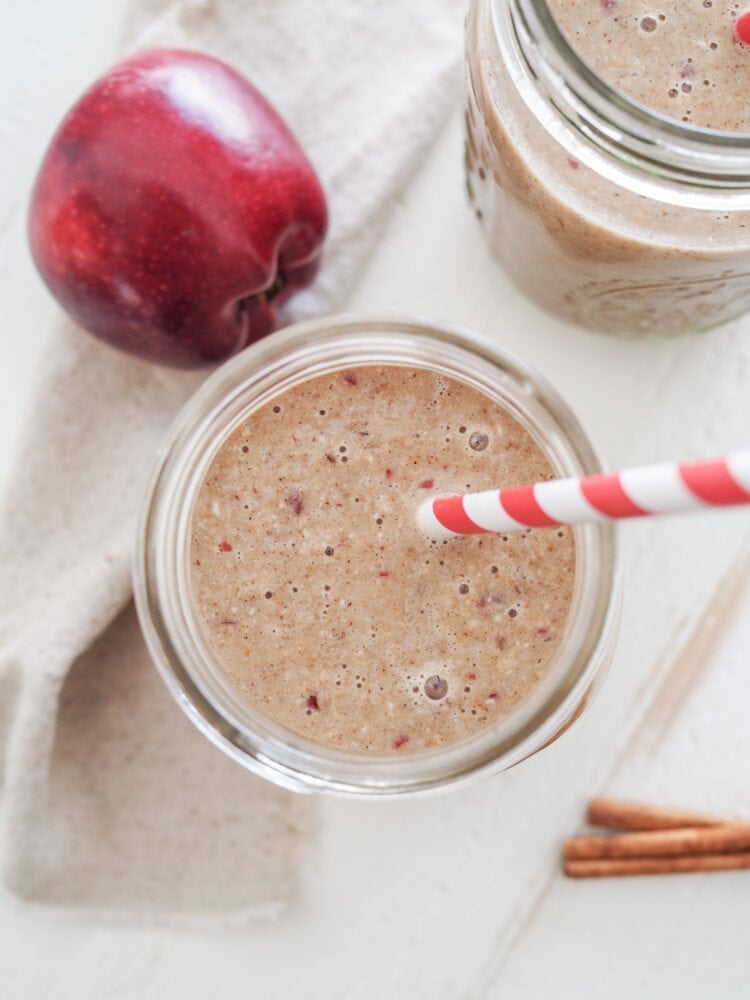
587, 798, 723, 832
565, 822, 750, 861
565, 851, 750, 879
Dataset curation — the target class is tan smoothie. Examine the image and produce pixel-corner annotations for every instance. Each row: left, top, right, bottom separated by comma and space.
466, 0, 750, 335
549, 0, 749, 130
189, 366, 575, 754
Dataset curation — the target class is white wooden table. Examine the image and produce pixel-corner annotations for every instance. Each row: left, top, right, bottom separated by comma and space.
3, 3, 750, 997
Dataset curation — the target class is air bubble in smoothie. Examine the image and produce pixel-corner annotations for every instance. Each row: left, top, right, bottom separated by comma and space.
425, 676, 449, 700
469, 431, 489, 452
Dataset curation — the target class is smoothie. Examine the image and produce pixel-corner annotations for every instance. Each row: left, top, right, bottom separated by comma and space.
466, 0, 750, 335
189, 365, 575, 754
548, 0, 749, 130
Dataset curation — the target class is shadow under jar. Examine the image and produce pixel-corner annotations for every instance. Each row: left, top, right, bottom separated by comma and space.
134, 316, 619, 796
466, 0, 750, 337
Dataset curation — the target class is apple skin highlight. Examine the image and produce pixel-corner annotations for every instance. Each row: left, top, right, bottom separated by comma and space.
28, 48, 328, 368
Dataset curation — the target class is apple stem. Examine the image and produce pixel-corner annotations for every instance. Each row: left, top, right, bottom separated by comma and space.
262, 272, 287, 301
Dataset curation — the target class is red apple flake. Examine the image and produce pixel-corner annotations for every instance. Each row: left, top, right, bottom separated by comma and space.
219, 541, 233, 552
600, 0, 616, 9
220, 619, 237, 626
378, 570, 391, 578
385, 468, 393, 479
342, 371, 358, 386
418, 479, 434, 489
567, 158, 580, 170
285, 489, 304, 514
488, 692, 498, 700
306, 694, 320, 712
393, 734, 410, 750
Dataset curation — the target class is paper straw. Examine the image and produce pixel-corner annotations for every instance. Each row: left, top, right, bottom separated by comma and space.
418, 451, 750, 537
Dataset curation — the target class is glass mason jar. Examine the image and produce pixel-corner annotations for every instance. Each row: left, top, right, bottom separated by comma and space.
466, 0, 750, 336
134, 315, 619, 796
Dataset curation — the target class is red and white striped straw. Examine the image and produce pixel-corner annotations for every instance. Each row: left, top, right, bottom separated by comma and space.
418, 451, 750, 537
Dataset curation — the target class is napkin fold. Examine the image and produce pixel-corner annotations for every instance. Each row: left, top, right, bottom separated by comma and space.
0, 0, 463, 917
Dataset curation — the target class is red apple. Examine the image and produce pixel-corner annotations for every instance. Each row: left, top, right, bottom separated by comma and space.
28, 49, 328, 367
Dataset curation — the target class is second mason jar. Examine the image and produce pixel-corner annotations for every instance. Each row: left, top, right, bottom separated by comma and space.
466, 0, 750, 336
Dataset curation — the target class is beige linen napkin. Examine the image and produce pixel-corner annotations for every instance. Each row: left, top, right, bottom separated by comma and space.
0, 0, 463, 917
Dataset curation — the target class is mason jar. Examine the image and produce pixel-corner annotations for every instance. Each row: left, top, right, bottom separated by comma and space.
134, 315, 619, 796
466, 0, 750, 336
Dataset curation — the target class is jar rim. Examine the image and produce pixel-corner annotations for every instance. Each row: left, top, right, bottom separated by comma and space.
133, 314, 620, 796
496, 0, 750, 198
